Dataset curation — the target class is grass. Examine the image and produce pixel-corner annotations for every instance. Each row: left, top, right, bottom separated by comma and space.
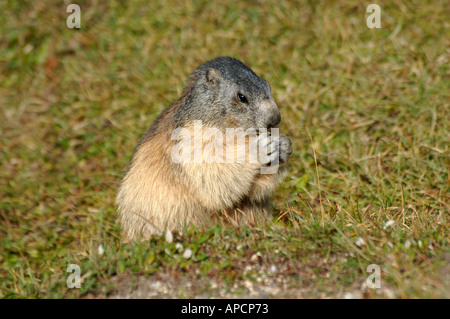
0, 0, 448, 298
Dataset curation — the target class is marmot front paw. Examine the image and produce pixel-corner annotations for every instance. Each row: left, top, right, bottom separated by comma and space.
278, 135, 293, 164
256, 133, 293, 165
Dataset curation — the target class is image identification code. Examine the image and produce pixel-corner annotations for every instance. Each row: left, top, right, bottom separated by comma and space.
181, 303, 269, 316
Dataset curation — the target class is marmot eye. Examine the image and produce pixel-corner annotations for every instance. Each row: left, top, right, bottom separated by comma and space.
237, 93, 248, 104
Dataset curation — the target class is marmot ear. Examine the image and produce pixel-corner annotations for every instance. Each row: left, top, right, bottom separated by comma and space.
205, 68, 220, 87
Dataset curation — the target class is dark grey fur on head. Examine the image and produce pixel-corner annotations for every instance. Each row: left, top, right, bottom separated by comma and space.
196, 57, 270, 94
174, 56, 280, 130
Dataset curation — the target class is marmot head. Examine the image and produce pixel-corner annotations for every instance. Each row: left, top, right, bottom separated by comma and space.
175, 57, 281, 131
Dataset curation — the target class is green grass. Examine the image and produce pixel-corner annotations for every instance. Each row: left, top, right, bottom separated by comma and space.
0, 0, 448, 298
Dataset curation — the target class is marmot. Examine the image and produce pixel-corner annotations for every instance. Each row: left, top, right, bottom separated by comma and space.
117, 57, 292, 241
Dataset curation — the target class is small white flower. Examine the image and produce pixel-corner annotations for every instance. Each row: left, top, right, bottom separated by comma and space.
165, 229, 173, 243
98, 244, 104, 256
175, 243, 183, 252
183, 248, 192, 259
250, 252, 262, 262
383, 220, 395, 229
23, 43, 34, 54
404, 240, 411, 249
209, 280, 218, 289
355, 237, 366, 247
269, 265, 277, 274
243, 265, 252, 274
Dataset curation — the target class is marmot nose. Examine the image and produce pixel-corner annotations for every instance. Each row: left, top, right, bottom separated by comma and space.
268, 112, 281, 129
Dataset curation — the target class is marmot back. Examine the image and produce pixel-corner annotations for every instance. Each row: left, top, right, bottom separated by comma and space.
117, 57, 292, 241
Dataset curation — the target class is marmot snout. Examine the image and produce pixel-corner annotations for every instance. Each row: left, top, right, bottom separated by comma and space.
117, 57, 292, 241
